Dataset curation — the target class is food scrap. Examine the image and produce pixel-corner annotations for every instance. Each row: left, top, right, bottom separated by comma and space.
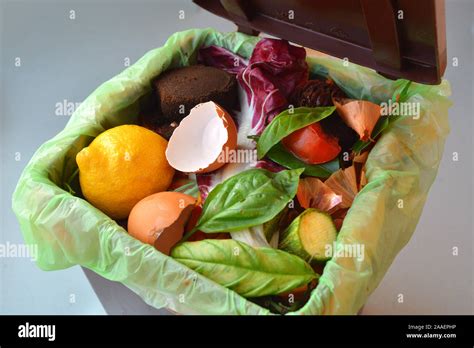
74, 37, 394, 314
128, 192, 196, 255
282, 122, 341, 164
296, 177, 342, 213
325, 164, 368, 209
333, 97, 382, 141
165, 101, 238, 173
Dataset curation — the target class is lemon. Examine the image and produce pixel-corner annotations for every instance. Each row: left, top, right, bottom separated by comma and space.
76, 125, 175, 219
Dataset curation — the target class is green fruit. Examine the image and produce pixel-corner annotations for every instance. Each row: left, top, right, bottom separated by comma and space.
279, 208, 337, 263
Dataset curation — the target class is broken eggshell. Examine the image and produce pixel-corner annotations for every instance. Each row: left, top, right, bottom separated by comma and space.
127, 191, 196, 255
165, 101, 238, 173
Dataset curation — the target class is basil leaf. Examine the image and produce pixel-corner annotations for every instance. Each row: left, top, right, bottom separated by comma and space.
393, 80, 413, 103
257, 106, 336, 159
172, 239, 318, 297
267, 143, 339, 178
195, 168, 304, 233
247, 134, 260, 141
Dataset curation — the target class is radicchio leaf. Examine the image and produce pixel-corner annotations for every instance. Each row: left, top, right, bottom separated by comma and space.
239, 67, 288, 132
248, 39, 308, 98
198, 39, 309, 135
254, 159, 285, 173
198, 45, 247, 75
196, 173, 214, 202
239, 39, 308, 132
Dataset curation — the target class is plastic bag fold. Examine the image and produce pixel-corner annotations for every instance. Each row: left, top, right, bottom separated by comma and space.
12, 28, 451, 315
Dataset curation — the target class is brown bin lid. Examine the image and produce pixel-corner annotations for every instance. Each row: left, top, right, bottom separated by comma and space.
193, 0, 447, 85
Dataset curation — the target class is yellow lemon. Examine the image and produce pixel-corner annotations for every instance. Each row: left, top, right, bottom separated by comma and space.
76, 125, 175, 219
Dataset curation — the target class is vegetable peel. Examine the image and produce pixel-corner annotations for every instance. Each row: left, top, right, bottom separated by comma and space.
333, 97, 381, 141
297, 177, 342, 214
324, 165, 367, 209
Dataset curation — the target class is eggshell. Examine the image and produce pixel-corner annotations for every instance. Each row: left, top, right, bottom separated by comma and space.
127, 191, 196, 255
165, 101, 238, 173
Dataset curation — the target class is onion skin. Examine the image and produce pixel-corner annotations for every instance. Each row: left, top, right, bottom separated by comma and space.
333, 98, 381, 141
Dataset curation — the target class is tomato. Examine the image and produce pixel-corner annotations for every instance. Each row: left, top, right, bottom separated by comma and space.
282, 123, 341, 164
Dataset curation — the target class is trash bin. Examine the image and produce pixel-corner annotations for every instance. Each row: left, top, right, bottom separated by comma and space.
12, 0, 451, 315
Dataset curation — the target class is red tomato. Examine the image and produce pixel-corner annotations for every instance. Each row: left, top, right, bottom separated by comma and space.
282, 123, 341, 164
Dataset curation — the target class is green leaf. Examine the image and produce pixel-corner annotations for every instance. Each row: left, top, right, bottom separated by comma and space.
257, 106, 336, 159
393, 80, 413, 103
171, 239, 318, 297
195, 168, 304, 233
267, 143, 339, 178
247, 134, 260, 141
173, 180, 199, 199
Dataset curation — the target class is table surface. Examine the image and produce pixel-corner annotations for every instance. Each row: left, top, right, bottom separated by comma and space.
1, 0, 472, 315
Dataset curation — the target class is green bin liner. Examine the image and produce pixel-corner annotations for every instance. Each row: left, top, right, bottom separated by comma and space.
12, 28, 451, 315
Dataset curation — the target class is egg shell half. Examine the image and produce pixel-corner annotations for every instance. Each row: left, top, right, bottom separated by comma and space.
127, 191, 196, 255
165, 101, 238, 173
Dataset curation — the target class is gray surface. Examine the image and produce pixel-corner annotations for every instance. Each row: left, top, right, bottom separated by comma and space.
0, 0, 472, 315
82, 268, 166, 315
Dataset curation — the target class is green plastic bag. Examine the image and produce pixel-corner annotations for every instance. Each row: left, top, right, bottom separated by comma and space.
12, 28, 451, 315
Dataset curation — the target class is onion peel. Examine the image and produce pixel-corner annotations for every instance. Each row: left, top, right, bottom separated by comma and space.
324, 164, 367, 209
296, 177, 342, 214
333, 97, 381, 141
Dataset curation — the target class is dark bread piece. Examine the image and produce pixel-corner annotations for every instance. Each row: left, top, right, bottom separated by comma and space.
154, 65, 237, 122
137, 108, 179, 140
